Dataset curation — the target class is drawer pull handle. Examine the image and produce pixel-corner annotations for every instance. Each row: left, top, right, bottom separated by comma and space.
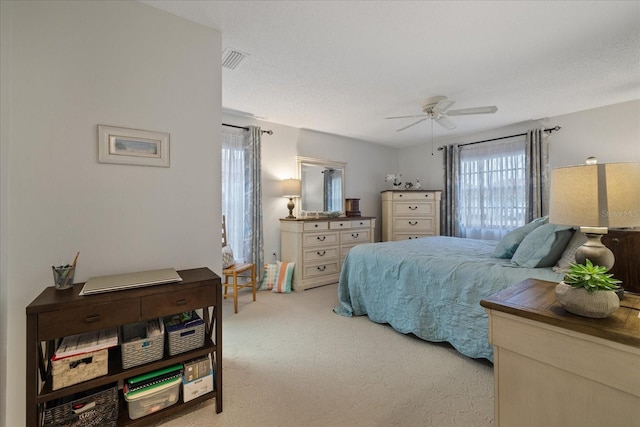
351, 233, 359, 238
408, 206, 418, 210
176, 298, 187, 306
408, 221, 418, 226
317, 251, 326, 256
317, 236, 326, 241
85, 315, 101, 323
317, 265, 326, 272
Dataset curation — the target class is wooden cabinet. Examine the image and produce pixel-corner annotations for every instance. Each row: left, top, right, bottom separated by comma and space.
26, 267, 222, 427
280, 217, 375, 290
381, 190, 441, 241
481, 279, 640, 427
602, 228, 640, 294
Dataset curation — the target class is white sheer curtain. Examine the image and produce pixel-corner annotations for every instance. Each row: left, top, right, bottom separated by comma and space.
458, 137, 527, 240
222, 128, 246, 261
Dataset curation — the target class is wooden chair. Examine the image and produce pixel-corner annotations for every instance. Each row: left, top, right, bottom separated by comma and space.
222, 215, 256, 313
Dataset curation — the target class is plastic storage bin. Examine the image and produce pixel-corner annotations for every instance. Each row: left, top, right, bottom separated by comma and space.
43, 384, 118, 427
124, 377, 181, 420
163, 311, 205, 356
120, 318, 164, 369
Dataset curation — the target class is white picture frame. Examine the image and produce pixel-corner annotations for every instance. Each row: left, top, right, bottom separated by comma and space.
98, 125, 170, 167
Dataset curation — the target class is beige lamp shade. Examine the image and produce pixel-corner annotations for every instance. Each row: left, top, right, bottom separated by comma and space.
549, 162, 640, 229
281, 178, 302, 198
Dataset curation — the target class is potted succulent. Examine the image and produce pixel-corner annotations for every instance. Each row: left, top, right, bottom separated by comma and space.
555, 259, 622, 318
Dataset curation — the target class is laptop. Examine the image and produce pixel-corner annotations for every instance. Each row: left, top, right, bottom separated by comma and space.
80, 268, 182, 295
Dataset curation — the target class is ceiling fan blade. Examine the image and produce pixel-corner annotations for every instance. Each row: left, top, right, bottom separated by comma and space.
445, 106, 498, 116
385, 114, 427, 120
435, 115, 456, 130
433, 99, 455, 114
396, 118, 427, 132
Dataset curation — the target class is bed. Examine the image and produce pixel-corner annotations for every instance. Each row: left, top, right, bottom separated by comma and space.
333, 235, 567, 361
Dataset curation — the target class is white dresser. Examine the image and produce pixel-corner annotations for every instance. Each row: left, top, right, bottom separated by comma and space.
381, 190, 441, 241
280, 217, 376, 291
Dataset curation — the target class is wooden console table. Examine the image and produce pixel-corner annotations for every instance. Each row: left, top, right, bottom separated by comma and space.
26, 267, 222, 426
481, 279, 640, 427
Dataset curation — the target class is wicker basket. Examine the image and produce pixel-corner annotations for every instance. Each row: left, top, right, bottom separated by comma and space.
51, 349, 108, 391
120, 319, 164, 369
164, 311, 205, 356
43, 384, 118, 427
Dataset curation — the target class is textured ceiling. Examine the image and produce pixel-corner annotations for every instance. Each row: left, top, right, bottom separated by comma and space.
142, 1, 640, 148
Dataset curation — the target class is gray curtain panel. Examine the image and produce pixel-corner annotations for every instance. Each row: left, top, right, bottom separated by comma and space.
442, 144, 461, 237
244, 126, 264, 279
525, 128, 550, 221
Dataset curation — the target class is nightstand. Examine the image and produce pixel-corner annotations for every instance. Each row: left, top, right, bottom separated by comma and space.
480, 279, 640, 427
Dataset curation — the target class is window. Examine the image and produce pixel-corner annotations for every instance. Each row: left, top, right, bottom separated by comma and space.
221, 129, 246, 261
458, 137, 527, 240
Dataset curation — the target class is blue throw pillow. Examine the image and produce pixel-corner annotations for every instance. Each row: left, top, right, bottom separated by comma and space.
493, 216, 548, 259
511, 223, 574, 268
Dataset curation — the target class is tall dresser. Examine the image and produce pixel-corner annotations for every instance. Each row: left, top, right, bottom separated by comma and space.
381, 190, 441, 241
280, 217, 375, 290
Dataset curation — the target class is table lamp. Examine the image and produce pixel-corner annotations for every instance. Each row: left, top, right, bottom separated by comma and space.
549, 158, 640, 271
281, 178, 302, 219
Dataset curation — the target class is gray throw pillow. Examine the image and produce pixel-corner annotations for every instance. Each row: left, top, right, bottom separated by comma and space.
493, 216, 548, 259
511, 223, 574, 268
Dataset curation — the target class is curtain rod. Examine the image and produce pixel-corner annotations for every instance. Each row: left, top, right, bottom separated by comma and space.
437, 126, 561, 151
222, 123, 273, 135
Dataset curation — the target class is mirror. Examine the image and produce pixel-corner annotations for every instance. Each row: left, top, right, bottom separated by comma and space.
297, 156, 346, 213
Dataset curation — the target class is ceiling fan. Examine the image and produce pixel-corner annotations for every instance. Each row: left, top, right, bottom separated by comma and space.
385, 96, 498, 132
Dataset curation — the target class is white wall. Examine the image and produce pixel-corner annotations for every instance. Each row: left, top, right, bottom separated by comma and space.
222, 114, 398, 248
0, 2, 221, 426
399, 100, 640, 189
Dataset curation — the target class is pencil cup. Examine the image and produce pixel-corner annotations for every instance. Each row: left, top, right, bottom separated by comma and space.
53, 266, 75, 290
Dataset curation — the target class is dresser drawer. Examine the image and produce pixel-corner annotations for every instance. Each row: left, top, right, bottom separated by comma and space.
392, 201, 435, 217
350, 219, 371, 229
38, 299, 140, 340
394, 233, 434, 241
304, 247, 339, 262
330, 220, 352, 230
303, 231, 339, 247
304, 221, 329, 231
341, 229, 370, 244
393, 217, 435, 232
392, 191, 436, 201
141, 286, 216, 319
302, 261, 340, 279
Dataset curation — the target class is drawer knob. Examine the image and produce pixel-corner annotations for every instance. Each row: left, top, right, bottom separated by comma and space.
317, 250, 326, 256
409, 221, 418, 226
398, 194, 403, 197
176, 298, 187, 306
85, 315, 101, 324
317, 265, 326, 272
317, 236, 326, 241
351, 233, 359, 238
314, 224, 318, 228
408, 206, 418, 210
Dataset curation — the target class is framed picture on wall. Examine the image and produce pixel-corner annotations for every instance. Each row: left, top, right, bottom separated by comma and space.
98, 125, 170, 167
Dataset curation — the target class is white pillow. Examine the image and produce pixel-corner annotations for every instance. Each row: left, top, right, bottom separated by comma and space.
222, 245, 235, 268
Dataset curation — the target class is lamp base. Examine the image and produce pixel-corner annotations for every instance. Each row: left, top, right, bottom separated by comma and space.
286, 198, 296, 219
575, 227, 614, 271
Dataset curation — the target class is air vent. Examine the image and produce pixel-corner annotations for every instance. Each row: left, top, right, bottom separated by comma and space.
222, 48, 249, 70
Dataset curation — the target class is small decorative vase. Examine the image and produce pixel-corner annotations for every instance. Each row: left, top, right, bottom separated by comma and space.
554, 282, 619, 318
392, 184, 402, 190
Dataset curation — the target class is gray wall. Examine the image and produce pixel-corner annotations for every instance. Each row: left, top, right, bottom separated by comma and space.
399, 100, 640, 190
0, 2, 222, 425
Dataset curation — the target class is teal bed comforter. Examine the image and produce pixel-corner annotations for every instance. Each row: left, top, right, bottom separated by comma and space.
333, 236, 564, 361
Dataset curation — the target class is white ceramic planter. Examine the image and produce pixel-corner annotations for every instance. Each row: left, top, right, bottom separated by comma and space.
555, 281, 619, 318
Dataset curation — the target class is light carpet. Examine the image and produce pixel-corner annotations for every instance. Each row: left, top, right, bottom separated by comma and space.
155, 284, 494, 427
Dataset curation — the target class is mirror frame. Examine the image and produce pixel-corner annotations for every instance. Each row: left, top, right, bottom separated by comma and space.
296, 156, 346, 213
